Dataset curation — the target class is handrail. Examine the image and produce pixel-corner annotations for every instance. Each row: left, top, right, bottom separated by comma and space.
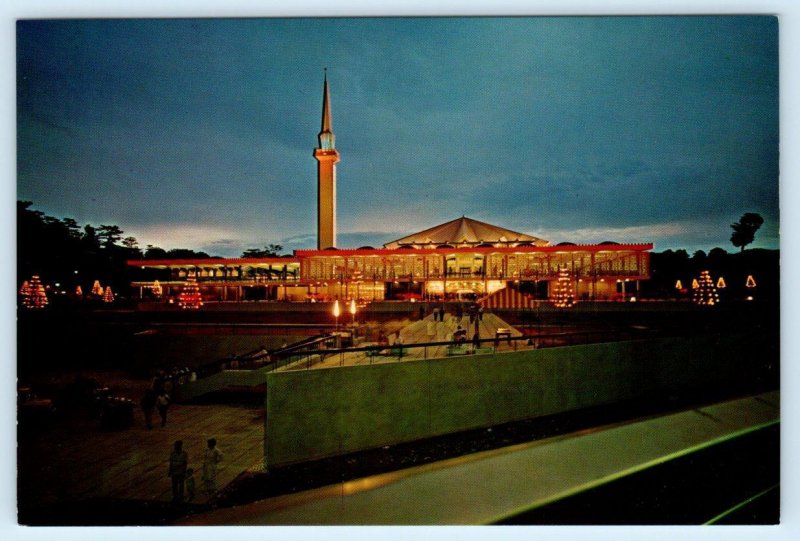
265, 327, 669, 371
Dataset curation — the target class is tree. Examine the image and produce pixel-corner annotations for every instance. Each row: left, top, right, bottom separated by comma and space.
730, 213, 764, 252
97, 225, 124, 249
122, 236, 139, 249
241, 244, 284, 258
61, 218, 82, 239
82, 224, 100, 251
144, 245, 168, 259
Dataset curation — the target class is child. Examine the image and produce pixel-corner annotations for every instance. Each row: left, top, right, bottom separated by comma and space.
184, 468, 196, 502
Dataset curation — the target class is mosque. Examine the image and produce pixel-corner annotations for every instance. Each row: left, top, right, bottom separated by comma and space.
129, 75, 652, 306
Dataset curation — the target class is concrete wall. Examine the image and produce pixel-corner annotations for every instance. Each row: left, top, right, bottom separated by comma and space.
265, 333, 774, 469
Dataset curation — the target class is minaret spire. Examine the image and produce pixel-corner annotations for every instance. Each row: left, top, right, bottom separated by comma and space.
314, 70, 340, 250
318, 68, 335, 149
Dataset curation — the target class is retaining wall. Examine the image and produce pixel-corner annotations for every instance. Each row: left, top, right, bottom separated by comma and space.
265, 333, 775, 468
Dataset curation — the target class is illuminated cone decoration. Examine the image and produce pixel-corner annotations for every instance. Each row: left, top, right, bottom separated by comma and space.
22, 275, 48, 310
151, 280, 162, 297
178, 276, 203, 309
746, 275, 757, 288
551, 266, 575, 308
692, 270, 719, 306
103, 286, 115, 303
75, 285, 83, 296
91, 280, 104, 296
19, 280, 31, 298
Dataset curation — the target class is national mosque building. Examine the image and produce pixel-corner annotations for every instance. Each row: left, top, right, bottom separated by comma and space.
129, 75, 653, 305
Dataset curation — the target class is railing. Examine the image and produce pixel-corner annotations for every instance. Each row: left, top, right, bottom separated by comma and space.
266, 327, 663, 371
300, 268, 648, 282
175, 325, 668, 400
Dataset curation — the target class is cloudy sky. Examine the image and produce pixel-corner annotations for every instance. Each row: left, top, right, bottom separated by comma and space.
17, 16, 779, 256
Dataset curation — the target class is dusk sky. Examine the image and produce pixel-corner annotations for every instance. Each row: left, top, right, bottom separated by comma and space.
17, 16, 779, 257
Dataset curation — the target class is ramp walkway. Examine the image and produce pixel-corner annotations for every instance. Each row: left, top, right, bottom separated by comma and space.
176, 314, 522, 398
303, 312, 522, 370
181, 391, 779, 525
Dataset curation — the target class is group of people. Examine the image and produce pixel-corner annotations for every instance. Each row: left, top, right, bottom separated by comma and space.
153, 367, 197, 393
429, 302, 484, 323
140, 367, 200, 429
167, 438, 223, 503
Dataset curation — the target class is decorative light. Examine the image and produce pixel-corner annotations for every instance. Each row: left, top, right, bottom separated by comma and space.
91, 280, 104, 296
103, 286, 115, 303
22, 275, 48, 310
333, 299, 340, 331
692, 270, 719, 306
75, 285, 83, 296
178, 276, 203, 309
716, 277, 726, 289
691, 279, 699, 289
151, 280, 163, 297
675, 280, 683, 290
349, 299, 357, 327
551, 265, 576, 309
19, 280, 31, 297
746, 275, 757, 288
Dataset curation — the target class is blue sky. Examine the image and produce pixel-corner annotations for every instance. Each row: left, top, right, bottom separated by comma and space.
17, 16, 779, 256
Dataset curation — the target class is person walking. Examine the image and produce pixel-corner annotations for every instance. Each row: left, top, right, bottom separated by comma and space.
140, 388, 156, 430
202, 438, 223, 494
156, 390, 170, 427
167, 440, 188, 503
472, 331, 481, 352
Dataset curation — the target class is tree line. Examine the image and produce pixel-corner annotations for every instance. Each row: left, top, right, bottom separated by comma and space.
18, 200, 772, 299
17, 201, 283, 293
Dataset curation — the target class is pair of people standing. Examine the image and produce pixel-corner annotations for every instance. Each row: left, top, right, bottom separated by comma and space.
167, 438, 223, 503
141, 389, 171, 428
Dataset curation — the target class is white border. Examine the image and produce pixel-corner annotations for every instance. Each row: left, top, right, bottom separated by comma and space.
2, 2, 797, 541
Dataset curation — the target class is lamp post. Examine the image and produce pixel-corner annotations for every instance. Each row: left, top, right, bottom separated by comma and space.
333, 299, 340, 332
350, 298, 357, 327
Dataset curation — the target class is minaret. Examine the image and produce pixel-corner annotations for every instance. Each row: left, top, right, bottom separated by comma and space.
314, 69, 339, 250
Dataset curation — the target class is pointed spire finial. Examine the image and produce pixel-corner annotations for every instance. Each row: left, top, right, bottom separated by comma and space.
319, 69, 335, 149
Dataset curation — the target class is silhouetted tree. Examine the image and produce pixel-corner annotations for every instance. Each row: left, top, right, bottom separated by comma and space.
730, 213, 764, 252
144, 245, 168, 259
241, 244, 284, 258
97, 224, 124, 249
122, 236, 138, 249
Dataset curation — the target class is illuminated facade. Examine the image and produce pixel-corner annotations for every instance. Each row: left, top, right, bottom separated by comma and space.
129, 75, 652, 304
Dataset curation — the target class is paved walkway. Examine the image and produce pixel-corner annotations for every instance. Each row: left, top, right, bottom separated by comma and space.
18, 315, 520, 511
18, 400, 265, 509
281, 313, 523, 370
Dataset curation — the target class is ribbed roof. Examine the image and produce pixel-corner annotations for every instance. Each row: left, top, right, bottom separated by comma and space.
383, 216, 549, 249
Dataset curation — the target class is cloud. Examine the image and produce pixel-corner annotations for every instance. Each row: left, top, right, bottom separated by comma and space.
535, 221, 692, 245
125, 224, 255, 254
